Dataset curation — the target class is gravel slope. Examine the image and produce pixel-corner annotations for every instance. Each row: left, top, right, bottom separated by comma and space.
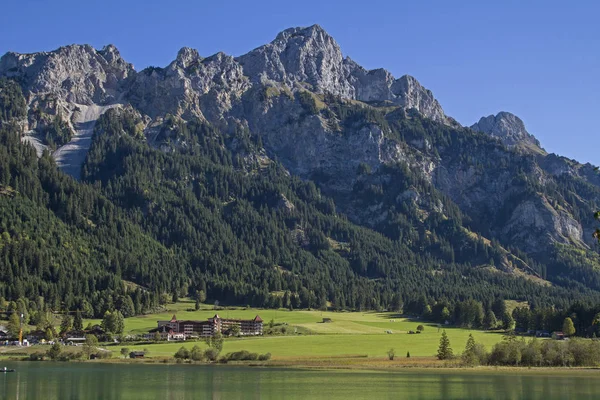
53, 103, 119, 180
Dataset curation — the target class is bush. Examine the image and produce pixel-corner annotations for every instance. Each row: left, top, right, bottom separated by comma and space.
174, 346, 190, 360
485, 335, 600, 367
204, 348, 219, 361
387, 348, 396, 360
28, 352, 45, 361
223, 350, 259, 361
190, 345, 204, 361
95, 351, 112, 360
258, 353, 271, 361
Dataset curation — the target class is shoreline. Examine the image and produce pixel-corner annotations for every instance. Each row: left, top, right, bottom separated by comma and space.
4, 355, 600, 375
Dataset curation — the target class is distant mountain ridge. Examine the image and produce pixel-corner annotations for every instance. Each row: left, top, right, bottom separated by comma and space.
2, 24, 600, 311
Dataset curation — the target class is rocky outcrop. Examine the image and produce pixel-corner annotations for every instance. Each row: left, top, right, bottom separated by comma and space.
346, 60, 446, 122
237, 25, 355, 98
501, 196, 585, 252
128, 48, 250, 121
0, 44, 132, 106
0, 44, 132, 177
238, 24, 447, 123
471, 112, 543, 152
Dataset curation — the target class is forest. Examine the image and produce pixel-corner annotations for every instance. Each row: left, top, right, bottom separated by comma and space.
2, 77, 600, 335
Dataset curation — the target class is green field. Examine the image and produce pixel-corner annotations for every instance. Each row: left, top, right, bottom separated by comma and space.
96, 300, 506, 360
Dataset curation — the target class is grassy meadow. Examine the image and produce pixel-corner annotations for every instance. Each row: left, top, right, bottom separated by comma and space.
89, 300, 506, 361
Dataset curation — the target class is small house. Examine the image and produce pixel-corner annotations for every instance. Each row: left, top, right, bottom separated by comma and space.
129, 351, 145, 359
322, 318, 332, 323
85, 325, 105, 336
26, 330, 46, 343
552, 331, 565, 340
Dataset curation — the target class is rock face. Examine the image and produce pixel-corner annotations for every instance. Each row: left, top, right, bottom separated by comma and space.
128, 48, 250, 121
0, 44, 132, 176
1, 24, 599, 267
471, 112, 543, 151
237, 24, 447, 123
0, 25, 449, 180
237, 25, 356, 99
0, 44, 132, 106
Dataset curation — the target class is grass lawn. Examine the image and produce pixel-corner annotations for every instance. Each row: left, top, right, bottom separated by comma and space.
124, 329, 503, 359
91, 300, 506, 360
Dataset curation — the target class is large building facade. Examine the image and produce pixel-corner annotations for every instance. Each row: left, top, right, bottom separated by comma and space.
150, 314, 263, 340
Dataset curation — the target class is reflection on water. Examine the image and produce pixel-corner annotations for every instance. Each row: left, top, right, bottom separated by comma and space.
0, 361, 598, 400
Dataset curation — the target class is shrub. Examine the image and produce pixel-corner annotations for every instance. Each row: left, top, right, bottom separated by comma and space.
223, 350, 259, 361
387, 348, 396, 360
174, 346, 190, 360
204, 348, 219, 361
95, 351, 112, 359
258, 353, 271, 361
28, 352, 45, 361
190, 345, 204, 361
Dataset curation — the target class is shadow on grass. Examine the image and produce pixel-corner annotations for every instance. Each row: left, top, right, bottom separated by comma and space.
372, 312, 511, 336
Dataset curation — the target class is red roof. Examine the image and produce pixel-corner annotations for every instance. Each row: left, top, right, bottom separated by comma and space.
253, 315, 263, 322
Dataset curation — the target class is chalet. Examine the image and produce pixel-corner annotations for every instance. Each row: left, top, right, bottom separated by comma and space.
85, 325, 105, 336
151, 314, 263, 339
552, 331, 566, 340
26, 330, 46, 343
129, 351, 145, 359
0, 330, 8, 340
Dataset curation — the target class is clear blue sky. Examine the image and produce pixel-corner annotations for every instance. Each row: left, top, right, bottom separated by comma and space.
1, 0, 598, 164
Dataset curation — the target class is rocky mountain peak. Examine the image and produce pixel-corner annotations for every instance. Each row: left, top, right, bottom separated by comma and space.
471, 112, 543, 151
274, 24, 331, 43
175, 47, 202, 69
98, 44, 124, 64
236, 24, 354, 97
236, 25, 446, 122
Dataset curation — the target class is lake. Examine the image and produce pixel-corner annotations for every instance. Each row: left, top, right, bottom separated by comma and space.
1, 362, 599, 399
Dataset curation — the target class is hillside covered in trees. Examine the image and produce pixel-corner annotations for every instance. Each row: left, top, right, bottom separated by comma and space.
1, 25, 600, 329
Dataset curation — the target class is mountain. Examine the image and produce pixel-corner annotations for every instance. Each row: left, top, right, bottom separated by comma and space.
471, 112, 544, 154
1, 25, 600, 319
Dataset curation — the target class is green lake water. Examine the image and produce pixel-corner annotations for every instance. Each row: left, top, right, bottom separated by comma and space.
1, 362, 599, 399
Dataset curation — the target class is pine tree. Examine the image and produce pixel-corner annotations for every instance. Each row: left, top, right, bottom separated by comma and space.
7, 313, 20, 338
437, 330, 453, 360
484, 309, 497, 330
73, 310, 83, 331
59, 314, 72, 335
462, 334, 479, 365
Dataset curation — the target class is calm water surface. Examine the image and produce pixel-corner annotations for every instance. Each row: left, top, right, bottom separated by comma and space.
1, 361, 599, 399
